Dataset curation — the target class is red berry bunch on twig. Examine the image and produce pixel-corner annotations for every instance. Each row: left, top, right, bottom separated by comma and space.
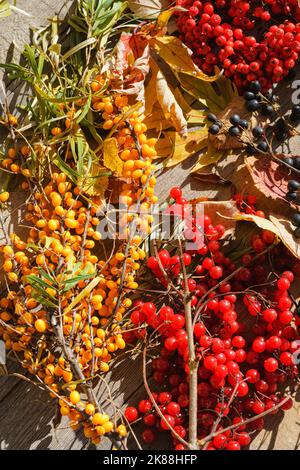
124, 189, 300, 450
175, 0, 300, 91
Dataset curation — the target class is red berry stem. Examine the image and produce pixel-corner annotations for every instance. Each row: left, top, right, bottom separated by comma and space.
178, 238, 199, 450
199, 393, 292, 448
142, 335, 190, 448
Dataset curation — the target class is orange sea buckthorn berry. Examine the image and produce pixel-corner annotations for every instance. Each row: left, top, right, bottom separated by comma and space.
3, 260, 13, 272
85, 403, 95, 416
35, 319, 47, 333
103, 119, 113, 130
10, 164, 20, 173
58, 182, 67, 194
116, 424, 127, 437
104, 102, 113, 114
51, 127, 62, 136
7, 114, 18, 126
2, 245, 13, 257
63, 370, 73, 383
95, 426, 105, 436
60, 406, 70, 416
20, 146, 31, 157
21, 169, 31, 178
100, 362, 109, 373
2, 158, 12, 168
93, 101, 105, 111
103, 421, 113, 433
91, 79, 102, 93
70, 390, 81, 405
65, 218, 79, 229
48, 219, 60, 231
21, 182, 29, 190
7, 148, 17, 159
35, 254, 46, 266
0, 192, 9, 203
50, 192, 62, 207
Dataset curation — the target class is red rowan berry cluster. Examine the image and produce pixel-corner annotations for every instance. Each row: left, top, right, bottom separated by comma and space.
175, 0, 300, 91
124, 188, 300, 450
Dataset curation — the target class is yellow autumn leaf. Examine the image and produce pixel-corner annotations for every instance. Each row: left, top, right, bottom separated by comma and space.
151, 36, 220, 81
156, 7, 182, 30
164, 127, 208, 167
154, 133, 174, 159
103, 137, 123, 176
144, 61, 159, 118
78, 162, 109, 197
128, 0, 168, 18
63, 277, 101, 315
192, 142, 226, 173
156, 69, 188, 135
178, 73, 233, 113
187, 109, 207, 124
270, 215, 300, 260
234, 212, 300, 258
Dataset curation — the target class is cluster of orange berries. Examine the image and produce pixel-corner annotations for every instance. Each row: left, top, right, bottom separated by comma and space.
0, 66, 158, 444
0, 145, 31, 182
90, 76, 158, 240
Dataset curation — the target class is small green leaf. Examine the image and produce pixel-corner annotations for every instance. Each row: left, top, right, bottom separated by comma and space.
62, 37, 97, 61
0, 0, 11, 19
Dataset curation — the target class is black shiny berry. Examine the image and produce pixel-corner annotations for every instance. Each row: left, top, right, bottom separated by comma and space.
288, 180, 300, 191
295, 158, 300, 170
257, 140, 268, 152
247, 99, 260, 112
249, 81, 261, 94
246, 144, 256, 154
252, 126, 264, 138
244, 91, 255, 101
261, 104, 274, 116
229, 126, 241, 136
291, 213, 300, 226
290, 113, 300, 123
294, 227, 300, 238
286, 192, 297, 201
209, 124, 220, 135
292, 105, 300, 116
230, 114, 241, 126
283, 157, 294, 167
240, 119, 249, 129
207, 113, 218, 123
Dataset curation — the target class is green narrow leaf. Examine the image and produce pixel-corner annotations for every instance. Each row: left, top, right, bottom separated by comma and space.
62, 37, 97, 61
53, 153, 81, 183
62, 273, 95, 292
0, 0, 11, 19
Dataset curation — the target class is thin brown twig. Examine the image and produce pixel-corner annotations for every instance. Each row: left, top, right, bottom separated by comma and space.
178, 237, 199, 450
198, 394, 292, 447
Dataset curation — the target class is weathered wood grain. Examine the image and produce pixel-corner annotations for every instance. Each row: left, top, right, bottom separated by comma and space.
0, 0, 300, 451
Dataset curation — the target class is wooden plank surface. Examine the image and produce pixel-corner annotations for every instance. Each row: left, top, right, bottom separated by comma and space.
0, 0, 300, 451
